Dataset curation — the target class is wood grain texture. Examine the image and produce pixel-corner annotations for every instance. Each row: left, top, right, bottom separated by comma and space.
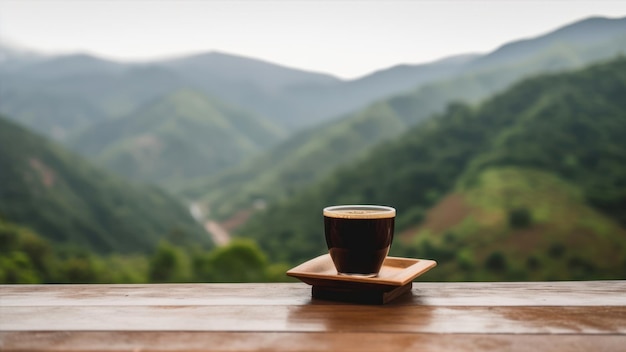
2, 304, 625, 333
2, 281, 625, 307
1, 282, 625, 351
1, 332, 626, 352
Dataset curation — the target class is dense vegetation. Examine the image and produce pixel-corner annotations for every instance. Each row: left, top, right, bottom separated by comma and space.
185, 18, 626, 221
0, 116, 208, 253
236, 58, 626, 281
0, 218, 289, 284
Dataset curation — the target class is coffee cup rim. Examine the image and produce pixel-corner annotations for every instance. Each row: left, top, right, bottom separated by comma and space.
323, 205, 396, 219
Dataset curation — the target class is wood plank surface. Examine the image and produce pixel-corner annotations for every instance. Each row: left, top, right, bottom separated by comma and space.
2, 305, 625, 334
2, 281, 625, 306
2, 332, 626, 352
1, 282, 625, 352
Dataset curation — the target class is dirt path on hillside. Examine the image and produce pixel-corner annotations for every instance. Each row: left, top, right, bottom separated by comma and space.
189, 201, 231, 246
205, 221, 230, 246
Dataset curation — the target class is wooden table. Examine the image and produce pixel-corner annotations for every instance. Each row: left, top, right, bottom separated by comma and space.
1, 281, 625, 351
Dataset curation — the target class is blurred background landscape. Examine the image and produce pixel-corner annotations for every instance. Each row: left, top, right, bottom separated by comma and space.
1, 1, 625, 283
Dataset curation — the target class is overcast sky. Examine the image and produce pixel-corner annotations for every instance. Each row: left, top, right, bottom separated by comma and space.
1, 1, 625, 79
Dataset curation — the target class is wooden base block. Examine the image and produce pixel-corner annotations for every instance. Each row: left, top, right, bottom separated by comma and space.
312, 282, 412, 304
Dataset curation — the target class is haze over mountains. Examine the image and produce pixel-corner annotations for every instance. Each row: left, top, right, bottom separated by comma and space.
1, 15, 626, 283
0, 47, 469, 138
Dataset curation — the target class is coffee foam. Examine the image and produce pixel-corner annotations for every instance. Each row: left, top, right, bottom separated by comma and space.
323, 205, 396, 219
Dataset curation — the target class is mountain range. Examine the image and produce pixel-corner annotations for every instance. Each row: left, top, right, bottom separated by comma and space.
183, 16, 626, 221
0, 45, 474, 137
4, 17, 624, 194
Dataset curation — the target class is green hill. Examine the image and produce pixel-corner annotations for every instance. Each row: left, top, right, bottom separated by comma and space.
401, 168, 626, 281
69, 89, 287, 190
0, 115, 208, 253
234, 58, 626, 281
184, 17, 626, 222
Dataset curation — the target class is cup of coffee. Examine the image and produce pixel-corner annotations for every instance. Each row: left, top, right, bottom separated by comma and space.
323, 205, 396, 277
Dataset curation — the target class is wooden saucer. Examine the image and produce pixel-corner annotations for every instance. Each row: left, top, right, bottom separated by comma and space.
287, 254, 437, 304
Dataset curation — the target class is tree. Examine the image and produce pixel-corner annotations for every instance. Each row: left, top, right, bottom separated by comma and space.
509, 208, 532, 229
485, 251, 507, 272
203, 240, 269, 283
149, 241, 186, 283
